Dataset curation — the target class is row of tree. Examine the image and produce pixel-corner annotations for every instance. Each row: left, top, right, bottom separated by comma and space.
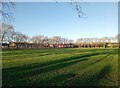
0, 23, 119, 45
76, 37, 118, 44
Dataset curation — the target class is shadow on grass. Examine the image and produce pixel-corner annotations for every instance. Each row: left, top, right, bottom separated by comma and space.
67, 65, 113, 86
3, 58, 88, 85
91, 54, 110, 65
32, 65, 114, 86
37, 73, 76, 86
3, 51, 109, 73
95, 65, 111, 80
2, 51, 112, 86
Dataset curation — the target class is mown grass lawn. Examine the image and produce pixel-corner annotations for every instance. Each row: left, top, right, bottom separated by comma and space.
2, 48, 118, 86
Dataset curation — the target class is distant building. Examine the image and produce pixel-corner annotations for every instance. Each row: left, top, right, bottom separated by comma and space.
1, 42, 119, 49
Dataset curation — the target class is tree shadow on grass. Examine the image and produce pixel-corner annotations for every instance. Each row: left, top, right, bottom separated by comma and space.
93, 65, 118, 86
3, 51, 109, 74
2, 51, 111, 86
90, 54, 110, 65
37, 73, 76, 86
33, 65, 114, 86
67, 65, 115, 86
3, 58, 88, 86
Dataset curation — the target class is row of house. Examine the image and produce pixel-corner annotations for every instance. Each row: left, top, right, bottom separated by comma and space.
1, 42, 120, 49
1, 42, 77, 49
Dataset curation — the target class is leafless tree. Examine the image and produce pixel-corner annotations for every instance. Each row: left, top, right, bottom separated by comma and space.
51, 36, 62, 44
0, 0, 15, 48
12, 32, 28, 42
76, 36, 119, 46
68, 39, 74, 44
0, 0, 15, 22
55, 0, 85, 18
31, 35, 45, 44
0, 22, 14, 42
60, 38, 68, 44
115, 34, 120, 43
70, 0, 86, 18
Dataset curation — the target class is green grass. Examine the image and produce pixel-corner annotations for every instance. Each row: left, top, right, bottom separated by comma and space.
2, 48, 118, 86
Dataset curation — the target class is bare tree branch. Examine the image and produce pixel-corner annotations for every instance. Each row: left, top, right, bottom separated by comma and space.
0, 0, 15, 22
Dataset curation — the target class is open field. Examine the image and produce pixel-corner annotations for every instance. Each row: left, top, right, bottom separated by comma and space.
2, 48, 118, 86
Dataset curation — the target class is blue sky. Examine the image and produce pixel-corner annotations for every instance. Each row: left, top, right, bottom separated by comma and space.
13, 2, 118, 40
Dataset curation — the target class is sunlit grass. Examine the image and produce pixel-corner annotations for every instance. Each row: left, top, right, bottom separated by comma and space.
2, 48, 118, 86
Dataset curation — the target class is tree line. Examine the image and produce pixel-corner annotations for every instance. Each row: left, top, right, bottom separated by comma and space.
0, 23, 119, 45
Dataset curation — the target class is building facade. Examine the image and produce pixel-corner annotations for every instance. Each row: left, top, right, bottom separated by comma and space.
1, 42, 119, 49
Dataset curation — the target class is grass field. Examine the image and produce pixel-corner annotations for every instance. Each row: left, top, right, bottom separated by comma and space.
2, 48, 118, 86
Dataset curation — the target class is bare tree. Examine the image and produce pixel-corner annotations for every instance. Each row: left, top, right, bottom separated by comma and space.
115, 34, 120, 43
0, 0, 15, 22
31, 35, 45, 44
61, 38, 68, 44
51, 36, 62, 44
68, 39, 74, 44
13, 32, 28, 42
70, 0, 86, 18
0, 22, 14, 42
55, 0, 85, 18
42, 36, 49, 44
0, 0, 15, 49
